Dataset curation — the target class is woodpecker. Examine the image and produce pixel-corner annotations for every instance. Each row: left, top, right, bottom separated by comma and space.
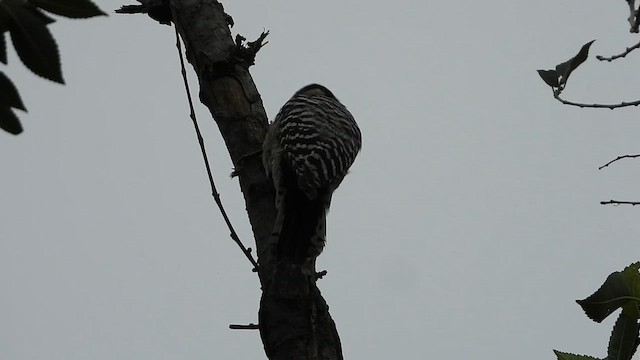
262, 84, 361, 262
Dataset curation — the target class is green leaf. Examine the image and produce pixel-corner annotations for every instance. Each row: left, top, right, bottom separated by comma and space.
0, 71, 26, 110
537, 69, 559, 88
0, 105, 23, 134
0, 32, 6, 64
1, 0, 64, 83
30, 0, 106, 19
607, 312, 640, 360
576, 270, 635, 323
555, 40, 595, 87
621, 262, 640, 319
553, 350, 601, 360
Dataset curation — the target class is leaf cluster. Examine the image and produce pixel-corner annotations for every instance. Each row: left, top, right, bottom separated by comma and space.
0, 0, 105, 135
554, 263, 640, 360
537, 40, 595, 93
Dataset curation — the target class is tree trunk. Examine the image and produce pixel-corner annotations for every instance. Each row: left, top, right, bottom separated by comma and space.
169, 1, 343, 358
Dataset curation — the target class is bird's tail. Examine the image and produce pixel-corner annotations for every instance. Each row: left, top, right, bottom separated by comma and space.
276, 167, 327, 263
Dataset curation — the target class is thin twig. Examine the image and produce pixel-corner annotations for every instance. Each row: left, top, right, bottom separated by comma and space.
554, 91, 640, 109
174, 26, 259, 271
601, 200, 640, 206
315, 270, 327, 280
596, 40, 640, 62
599, 154, 640, 170
229, 323, 260, 330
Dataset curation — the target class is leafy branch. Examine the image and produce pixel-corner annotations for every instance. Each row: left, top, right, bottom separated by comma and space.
537, 34, 640, 204
0, 0, 105, 135
554, 263, 640, 360
537, 40, 594, 94
537, 39, 640, 110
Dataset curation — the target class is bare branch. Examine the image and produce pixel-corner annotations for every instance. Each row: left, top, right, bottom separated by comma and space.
601, 200, 640, 206
116, 0, 172, 25
229, 323, 260, 330
596, 40, 640, 62
599, 154, 640, 170
553, 91, 640, 109
174, 26, 259, 271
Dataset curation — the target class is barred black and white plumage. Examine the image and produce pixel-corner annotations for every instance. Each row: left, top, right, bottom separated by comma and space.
263, 84, 361, 262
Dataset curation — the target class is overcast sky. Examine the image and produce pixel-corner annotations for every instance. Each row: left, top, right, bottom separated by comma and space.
2, 1, 640, 359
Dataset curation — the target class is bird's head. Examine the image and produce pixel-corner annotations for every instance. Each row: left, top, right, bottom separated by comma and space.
295, 84, 336, 99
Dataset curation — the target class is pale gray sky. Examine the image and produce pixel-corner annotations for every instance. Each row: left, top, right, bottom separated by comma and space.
2, 1, 640, 359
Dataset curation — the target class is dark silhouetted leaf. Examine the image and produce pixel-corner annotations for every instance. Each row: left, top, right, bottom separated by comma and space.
4, 0, 64, 83
621, 263, 640, 319
31, 0, 105, 19
607, 312, 640, 360
0, 71, 26, 110
27, 6, 56, 25
537, 69, 559, 88
556, 40, 595, 87
553, 350, 601, 360
0, 0, 15, 33
577, 270, 634, 323
0, 105, 23, 134
0, 32, 5, 64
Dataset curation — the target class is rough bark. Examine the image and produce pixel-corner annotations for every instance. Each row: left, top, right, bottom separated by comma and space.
167, 1, 343, 358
